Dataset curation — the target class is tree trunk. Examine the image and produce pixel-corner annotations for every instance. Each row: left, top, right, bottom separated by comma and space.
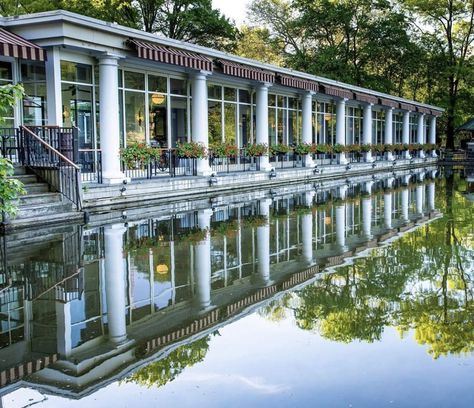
446, 76, 457, 150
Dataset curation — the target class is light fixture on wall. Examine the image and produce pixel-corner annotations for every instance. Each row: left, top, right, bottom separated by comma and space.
151, 93, 166, 105
156, 264, 169, 274
62, 107, 70, 121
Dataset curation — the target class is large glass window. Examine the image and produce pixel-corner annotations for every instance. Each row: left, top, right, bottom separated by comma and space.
207, 83, 251, 147
0, 61, 14, 127
393, 113, 403, 144
21, 61, 47, 126
61, 61, 96, 151
315, 102, 336, 145
119, 70, 190, 148
269, 94, 301, 145
409, 116, 418, 143
346, 106, 363, 145
372, 110, 385, 144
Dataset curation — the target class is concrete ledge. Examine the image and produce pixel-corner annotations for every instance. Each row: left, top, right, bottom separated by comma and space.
83, 158, 438, 211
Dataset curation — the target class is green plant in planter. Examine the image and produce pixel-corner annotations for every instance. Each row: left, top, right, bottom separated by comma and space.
241, 214, 269, 227
211, 219, 239, 238
333, 144, 345, 154
425, 143, 436, 151
270, 143, 292, 156
120, 143, 150, 168
373, 144, 385, 153
294, 143, 312, 155
348, 144, 361, 153
360, 144, 372, 153
209, 142, 239, 158
245, 143, 268, 157
176, 142, 207, 159
316, 144, 330, 154
384, 144, 397, 152
176, 227, 209, 242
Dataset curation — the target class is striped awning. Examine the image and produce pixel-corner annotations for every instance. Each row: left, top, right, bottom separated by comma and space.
217, 60, 275, 83
353, 92, 378, 105
399, 102, 416, 111
127, 39, 213, 72
379, 97, 399, 109
278, 74, 318, 92
0, 28, 46, 61
320, 84, 353, 100
416, 106, 431, 115
431, 109, 443, 117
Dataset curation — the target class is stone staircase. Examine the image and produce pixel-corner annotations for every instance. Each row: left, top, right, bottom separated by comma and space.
5, 166, 83, 231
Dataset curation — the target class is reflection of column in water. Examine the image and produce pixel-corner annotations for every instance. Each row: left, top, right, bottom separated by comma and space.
428, 182, 435, 211
194, 209, 212, 310
384, 191, 393, 229
338, 185, 348, 200
302, 191, 315, 265
362, 196, 373, 239
257, 199, 272, 285
104, 224, 127, 345
401, 188, 410, 222
416, 184, 424, 215
55, 302, 72, 357
335, 204, 346, 250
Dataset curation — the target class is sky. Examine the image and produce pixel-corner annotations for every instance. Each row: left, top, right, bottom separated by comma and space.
212, 0, 251, 26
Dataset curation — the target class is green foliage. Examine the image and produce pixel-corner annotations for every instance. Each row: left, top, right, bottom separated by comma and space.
209, 142, 238, 157
0, 158, 26, 217
270, 143, 292, 155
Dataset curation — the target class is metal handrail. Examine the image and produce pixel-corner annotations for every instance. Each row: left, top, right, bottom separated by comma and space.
20, 126, 82, 210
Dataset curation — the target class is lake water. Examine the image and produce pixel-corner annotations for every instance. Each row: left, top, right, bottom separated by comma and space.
1, 166, 473, 407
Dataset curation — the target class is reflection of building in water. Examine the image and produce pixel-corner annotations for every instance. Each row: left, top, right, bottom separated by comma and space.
0, 170, 440, 399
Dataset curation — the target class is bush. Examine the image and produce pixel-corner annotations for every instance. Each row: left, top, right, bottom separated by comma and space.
176, 142, 207, 158
360, 144, 372, 153
270, 143, 292, 156
209, 142, 239, 157
0, 158, 26, 217
333, 144, 345, 154
294, 143, 311, 155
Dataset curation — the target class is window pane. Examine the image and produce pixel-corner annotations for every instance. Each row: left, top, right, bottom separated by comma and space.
208, 84, 222, 100
124, 71, 145, 90
61, 61, 93, 84
149, 75, 167, 93
288, 97, 298, 110
171, 96, 188, 146
149, 93, 168, 147
224, 103, 236, 143
268, 94, 276, 107
125, 91, 145, 145
20, 61, 46, 81
269, 108, 276, 144
23, 82, 47, 126
239, 89, 250, 104
224, 87, 236, 101
208, 100, 222, 144
0, 61, 12, 82
170, 78, 186, 95
277, 95, 286, 108
239, 104, 251, 147
277, 108, 286, 144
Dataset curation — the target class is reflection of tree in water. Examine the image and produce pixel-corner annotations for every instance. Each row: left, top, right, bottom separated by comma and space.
264, 175, 474, 358
125, 336, 211, 388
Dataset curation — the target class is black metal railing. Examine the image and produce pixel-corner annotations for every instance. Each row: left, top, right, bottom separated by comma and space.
78, 149, 102, 183
0, 128, 22, 163
21, 126, 82, 210
121, 149, 197, 180
25, 126, 78, 163
209, 149, 261, 173
269, 151, 303, 169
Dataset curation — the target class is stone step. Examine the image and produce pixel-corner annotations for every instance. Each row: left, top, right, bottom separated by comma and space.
6, 211, 84, 231
17, 202, 74, 219
11, 174, 38, 184
13, 166, 26, 176
23, 183, 50, 194
18, 192, 62, 206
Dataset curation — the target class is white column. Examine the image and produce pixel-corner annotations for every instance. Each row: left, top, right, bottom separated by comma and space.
194, 209, 212, 309
338, 185, 348, 201
384, 191, 393, 229
257, 199, 272, 284
335, 204, 347, 251
99, 55, 127, 184
45, 46, 63, 126
55, 302, 72, 357
417, 114, 426, 158
429, 116, 437, 157
192, 72, 212, 176
336, 98, 348, 165
104, 224, 128, 345
302, 191, 314, 265
401, 188, 410, 222
384, 108, 395, 161
302, 92, 315, 167
416, 185, 424, 216
402, 111, 411, 159
428, 182, 435, 211
363, 103, 374, 162
362, 196, 372, 239
256, 83, 273, 171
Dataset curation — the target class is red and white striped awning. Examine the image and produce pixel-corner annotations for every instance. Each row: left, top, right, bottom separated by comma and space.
378, 97, 399, 109
278, 74, 319, 92
0, 28, 46, 61
353, 92, 378, 105
127, 39, 213, 72
416, 106, 431, 115
320, 84, 353, 100
217, 59, 275, 83
399, 102, 416, 111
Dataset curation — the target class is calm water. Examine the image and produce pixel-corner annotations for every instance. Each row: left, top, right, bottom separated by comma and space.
1, 166, 473, 407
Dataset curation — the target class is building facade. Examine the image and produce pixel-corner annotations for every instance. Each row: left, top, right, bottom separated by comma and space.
0, 10, 442, 183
